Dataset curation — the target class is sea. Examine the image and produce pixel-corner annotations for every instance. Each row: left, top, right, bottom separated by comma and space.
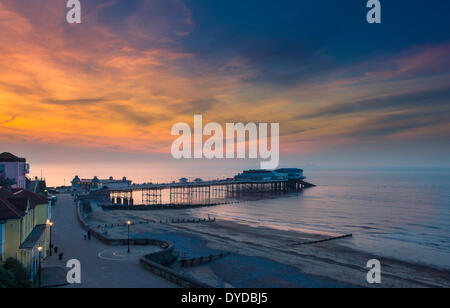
189, 167, 450, 270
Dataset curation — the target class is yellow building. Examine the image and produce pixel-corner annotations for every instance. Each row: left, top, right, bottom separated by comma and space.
0, 187, 51, 279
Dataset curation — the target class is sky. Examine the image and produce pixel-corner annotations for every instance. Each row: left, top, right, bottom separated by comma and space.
0, 0, 449, 185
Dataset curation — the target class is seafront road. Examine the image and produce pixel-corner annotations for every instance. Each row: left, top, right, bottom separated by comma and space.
45, 194, 176, 288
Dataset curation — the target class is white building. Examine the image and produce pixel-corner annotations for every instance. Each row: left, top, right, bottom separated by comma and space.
0, 152, 29, 189
71, 176, 132, 191
234, 170, 288, 181
275, 168, 305, 180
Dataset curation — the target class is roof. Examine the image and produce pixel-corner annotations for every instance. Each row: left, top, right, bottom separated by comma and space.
242, 170, 273, 174
8, 196, 29, 213
101, 179, 131, 183
276, 168, 303, 172
0, 187, 13, 199
0, 188, 48, 220
13, 189, 48, 207
19, 224, 46, 249
0, 152, 26, 163
78, 178, 131, 184
0, 198, 24, 220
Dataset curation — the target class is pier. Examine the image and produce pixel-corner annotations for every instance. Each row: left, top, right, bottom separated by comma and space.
108, 178, 315, 207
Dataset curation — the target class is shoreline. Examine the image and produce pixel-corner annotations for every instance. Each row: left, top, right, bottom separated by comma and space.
86, 205, 450, 288
190, 213, 450, 272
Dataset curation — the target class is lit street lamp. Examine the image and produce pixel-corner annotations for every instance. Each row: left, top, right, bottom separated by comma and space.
37, 246, 43, 288
47, 220, 54, 256
127, 220, 132, 254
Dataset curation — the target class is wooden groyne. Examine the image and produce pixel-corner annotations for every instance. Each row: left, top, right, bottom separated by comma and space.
92, 217, 217, 230
290, 234, 353, 246
101, 201, 234, 211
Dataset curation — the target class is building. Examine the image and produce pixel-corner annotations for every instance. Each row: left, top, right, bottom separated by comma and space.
0, 152, 29, 189
71, 176, 132, 191
234, 170, 288, 181
71, 176, 81, 189
275, 168, 305, 180
26, 177, 48, 197
101, 176, 132, 189
0, 187, 51, 279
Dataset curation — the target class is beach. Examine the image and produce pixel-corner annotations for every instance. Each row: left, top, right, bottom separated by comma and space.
85, 201, 450, 288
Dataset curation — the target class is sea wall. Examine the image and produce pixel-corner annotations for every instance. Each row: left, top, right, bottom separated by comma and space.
139, 256, 210, 288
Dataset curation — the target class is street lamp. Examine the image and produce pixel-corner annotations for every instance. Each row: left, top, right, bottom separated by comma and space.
126, 220, 131, 254
37, 246, 43, 288
47, 220, 54, 256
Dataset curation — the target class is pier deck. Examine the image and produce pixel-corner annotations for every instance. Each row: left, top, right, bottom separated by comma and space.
108, 179, 315, 207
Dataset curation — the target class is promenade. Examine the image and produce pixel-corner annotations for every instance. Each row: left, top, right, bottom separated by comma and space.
44, 194, 176, 288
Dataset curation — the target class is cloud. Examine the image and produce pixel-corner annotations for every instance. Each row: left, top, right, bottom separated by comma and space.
0, 116, 16, 124
107, 104, 165, 126
295, 87, 450, 120
349, 109, 450, 139
166, 98, 219, 114
365, 44, 450, 80
43, 97, 111, 106
0, 0, 449, 160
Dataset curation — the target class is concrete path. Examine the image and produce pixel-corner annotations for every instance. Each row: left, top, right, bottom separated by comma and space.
44, 194, 176, 288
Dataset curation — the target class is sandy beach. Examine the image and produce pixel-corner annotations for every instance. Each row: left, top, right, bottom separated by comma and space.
84, 202, 450, 288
